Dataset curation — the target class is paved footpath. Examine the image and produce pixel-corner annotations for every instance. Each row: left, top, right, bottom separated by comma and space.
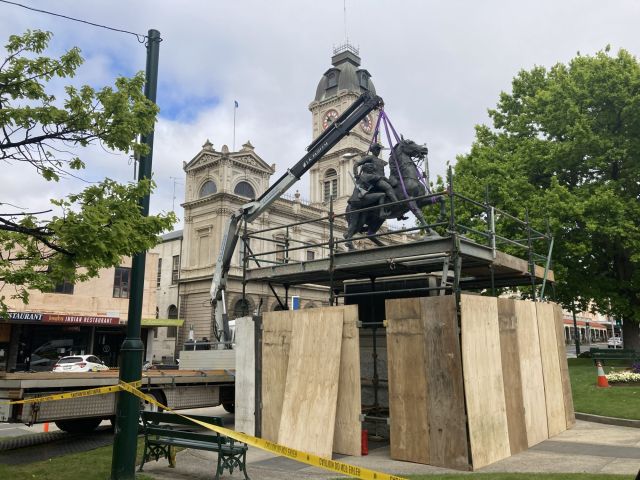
143, 420, 640, 479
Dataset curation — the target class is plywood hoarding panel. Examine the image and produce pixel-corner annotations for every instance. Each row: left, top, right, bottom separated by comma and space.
420, 296, 469, 469
514, 299, 548, 446
460, 295, 510, 469
497, 299, 528, 455
385, 297, 422, 320
552, 303, 576, 429
536, 302, 567, 437
261, 310, 294, 442
386, 315, 430, 464
277, 309, 344, 458
333, 305, 362, 456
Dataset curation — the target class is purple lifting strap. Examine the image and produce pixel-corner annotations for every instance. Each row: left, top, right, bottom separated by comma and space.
381, 111, 433, 197
369, 109, 385, 152
380, 112, 422, 218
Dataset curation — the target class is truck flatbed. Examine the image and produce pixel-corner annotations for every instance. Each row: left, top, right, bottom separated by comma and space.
0, 369, 234, 392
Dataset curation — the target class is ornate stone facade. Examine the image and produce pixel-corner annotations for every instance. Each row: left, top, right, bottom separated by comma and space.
169, 45, 397, 350
308, 44, 380, 213
175, 140, 341, 348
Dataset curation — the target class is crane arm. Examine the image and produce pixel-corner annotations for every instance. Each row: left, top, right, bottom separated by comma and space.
211, 92, 384, 343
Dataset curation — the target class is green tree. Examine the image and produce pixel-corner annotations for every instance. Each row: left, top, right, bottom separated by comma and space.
454, 47, 640, 349
0, 30, 175, 311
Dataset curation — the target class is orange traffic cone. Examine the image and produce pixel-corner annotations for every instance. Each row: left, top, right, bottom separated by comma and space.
596, 360, 610, 388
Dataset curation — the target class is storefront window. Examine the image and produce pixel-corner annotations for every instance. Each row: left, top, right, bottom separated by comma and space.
18, 325, 91, 372
0, 324, 10, 372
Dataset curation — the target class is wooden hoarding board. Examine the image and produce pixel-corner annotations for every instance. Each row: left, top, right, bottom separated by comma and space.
420, 296, 469, 469
460, 295, 510, 469
386, 296, 469, 469
333, 305, 362, 456
277, 309, 344, 458
497, 299, 528, 455
261, 310, 294, 442
514, 299, 549, 446
552, 303, 576, 429
536, 302, 567, 437
386, 314, 430, 464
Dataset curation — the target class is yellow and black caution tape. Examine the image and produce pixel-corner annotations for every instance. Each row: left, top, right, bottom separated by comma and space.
118, 381, 406, 480
0, 380, 141, 405
1, 378, 406, 480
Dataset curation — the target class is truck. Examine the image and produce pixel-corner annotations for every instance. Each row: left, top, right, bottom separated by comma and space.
0, 368, 236, 433
0, 91, 383, 433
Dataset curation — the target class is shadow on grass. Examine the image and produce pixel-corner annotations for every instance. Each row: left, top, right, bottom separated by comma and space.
0, 437, 153, 480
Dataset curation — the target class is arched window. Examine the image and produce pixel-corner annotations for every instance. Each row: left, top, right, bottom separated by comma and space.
199, 180, 217, 198
323, 168, 338, 202
234, 181, 256, 199
304, 302, 317, 309
233, 298, 253, 318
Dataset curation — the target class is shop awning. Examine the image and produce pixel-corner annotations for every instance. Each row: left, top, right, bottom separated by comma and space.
141, 318, 184, 327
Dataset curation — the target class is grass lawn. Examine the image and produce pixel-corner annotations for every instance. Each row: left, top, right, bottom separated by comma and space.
405, 475, 629, 479
568, 358, 640, 420
0, 437, 153, 480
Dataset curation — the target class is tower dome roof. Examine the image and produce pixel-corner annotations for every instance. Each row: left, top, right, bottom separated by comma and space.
314, 43, 376, 102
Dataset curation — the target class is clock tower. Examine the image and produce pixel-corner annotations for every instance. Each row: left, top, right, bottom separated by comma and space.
308, 43, 378, 212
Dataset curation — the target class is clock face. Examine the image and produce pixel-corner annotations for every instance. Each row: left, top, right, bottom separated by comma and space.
360, 114, 373, 134
322, 109, 339, 130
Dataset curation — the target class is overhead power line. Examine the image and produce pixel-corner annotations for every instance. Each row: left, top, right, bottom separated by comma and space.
0, 0, 150, 42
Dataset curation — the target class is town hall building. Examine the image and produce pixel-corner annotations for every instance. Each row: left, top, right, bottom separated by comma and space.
168, 44, 393, 349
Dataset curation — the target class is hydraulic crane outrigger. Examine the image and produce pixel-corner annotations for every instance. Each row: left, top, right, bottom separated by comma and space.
210, 91, 384, 344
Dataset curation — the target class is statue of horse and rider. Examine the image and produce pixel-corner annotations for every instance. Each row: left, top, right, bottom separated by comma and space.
344, 137, 443, 250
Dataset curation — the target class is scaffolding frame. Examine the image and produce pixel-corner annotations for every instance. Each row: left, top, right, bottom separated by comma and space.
242, 168, 555, 434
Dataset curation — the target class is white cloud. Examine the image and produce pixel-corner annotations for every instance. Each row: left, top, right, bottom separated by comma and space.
2, 0, 639, 227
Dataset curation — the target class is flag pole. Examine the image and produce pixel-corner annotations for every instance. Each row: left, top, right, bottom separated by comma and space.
233, 100, 238, 151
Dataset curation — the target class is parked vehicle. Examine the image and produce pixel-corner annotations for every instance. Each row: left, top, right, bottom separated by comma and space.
0, 368, 235, 433
607, 336, 623, 349
52, 355, 110, 372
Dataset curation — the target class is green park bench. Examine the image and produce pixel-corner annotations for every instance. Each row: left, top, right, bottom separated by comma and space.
138, 410, 249, 480
589, 347, 640, 365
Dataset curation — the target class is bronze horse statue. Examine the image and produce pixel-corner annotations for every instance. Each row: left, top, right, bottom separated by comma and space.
344, 138, 443, 250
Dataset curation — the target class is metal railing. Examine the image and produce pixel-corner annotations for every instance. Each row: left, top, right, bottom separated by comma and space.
239, 167, 554, 302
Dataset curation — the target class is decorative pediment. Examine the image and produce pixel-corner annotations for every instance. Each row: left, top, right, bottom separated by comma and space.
184, 139, 274, 175
184, 151, 219, 172
230, 150, 273, 174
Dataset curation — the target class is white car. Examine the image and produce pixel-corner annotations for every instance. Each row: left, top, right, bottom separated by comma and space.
607, 336, 623, 349
53, 355, 109, 372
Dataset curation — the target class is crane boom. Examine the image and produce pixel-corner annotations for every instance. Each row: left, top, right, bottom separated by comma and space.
210, 91, 384, 343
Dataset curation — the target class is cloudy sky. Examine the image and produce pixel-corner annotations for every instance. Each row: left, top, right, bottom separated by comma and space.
1, 0, 639, 228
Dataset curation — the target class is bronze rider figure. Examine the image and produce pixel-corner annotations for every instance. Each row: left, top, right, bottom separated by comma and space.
353, 142, 399, 218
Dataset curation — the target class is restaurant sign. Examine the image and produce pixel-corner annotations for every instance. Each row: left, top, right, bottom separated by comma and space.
3, 312, 121, 325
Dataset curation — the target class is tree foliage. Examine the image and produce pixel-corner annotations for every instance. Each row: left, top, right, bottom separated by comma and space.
0, 30, 175, 309
454, 47, 640, 327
